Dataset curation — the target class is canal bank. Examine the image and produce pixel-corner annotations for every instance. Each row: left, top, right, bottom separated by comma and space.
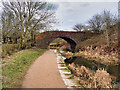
58, 49, 120, 88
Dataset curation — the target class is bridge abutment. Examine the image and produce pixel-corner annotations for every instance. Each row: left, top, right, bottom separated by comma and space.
35, 31, 95, 52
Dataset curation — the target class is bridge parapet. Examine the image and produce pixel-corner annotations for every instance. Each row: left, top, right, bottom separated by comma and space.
35, 31, 95, 52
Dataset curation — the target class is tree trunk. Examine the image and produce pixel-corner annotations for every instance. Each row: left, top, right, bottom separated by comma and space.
104, 25, 110, 47
14, 38, 17, 44
20, 36, 23, 49
31, 31, 34, 46
9, 37, 12, 44
106, 28, 109, 46
3, 37, 6, 44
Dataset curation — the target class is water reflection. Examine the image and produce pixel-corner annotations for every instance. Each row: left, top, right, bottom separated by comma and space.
59, 49, 66, 53
64, 56, 119, 77
57, 49, 120, 87
64, 50, 118, 77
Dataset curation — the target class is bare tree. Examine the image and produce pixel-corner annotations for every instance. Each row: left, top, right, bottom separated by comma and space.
101, 10, 117, 46
88, 14, 103, 33
1, 9, 17, 43
2, 1, 56, 48
73, 24, 84, 31
87, 10, 117, 46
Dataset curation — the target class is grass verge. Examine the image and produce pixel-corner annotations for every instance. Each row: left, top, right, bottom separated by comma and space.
2, 48, 47, 88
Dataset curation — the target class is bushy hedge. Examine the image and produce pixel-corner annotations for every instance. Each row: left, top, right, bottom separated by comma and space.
2, 44, 21, 57
2, 42, 33, 58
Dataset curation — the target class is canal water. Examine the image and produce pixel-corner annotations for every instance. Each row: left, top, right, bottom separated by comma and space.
59, 49, 120, 88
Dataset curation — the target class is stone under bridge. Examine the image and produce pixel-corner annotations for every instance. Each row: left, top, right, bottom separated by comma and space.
35, 31, 95, 52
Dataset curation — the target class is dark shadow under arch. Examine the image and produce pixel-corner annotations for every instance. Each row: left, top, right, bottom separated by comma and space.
36, 36, 77, 52
56, 36, 77, 52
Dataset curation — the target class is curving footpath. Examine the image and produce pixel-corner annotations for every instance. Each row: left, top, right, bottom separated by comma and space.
22, 50, 66, 88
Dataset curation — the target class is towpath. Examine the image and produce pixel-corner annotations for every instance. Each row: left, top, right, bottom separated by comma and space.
22, 50, 66, 88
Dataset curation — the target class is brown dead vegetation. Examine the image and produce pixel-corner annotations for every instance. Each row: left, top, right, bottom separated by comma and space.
76, 45, 118, 65
68, 63, 114, 88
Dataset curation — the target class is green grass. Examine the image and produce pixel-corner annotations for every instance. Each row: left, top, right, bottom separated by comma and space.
2, 44, 20, 58
68, 75, 74, 79
63, 67, 71, 72
61, 64, 66, 67
58, 62, 65, 64
2, 48, 47, 88
64, 73, 72, 75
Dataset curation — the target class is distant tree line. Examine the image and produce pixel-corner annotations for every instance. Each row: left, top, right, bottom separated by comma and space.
73, 10, 118, 46
1, 1, 57, 49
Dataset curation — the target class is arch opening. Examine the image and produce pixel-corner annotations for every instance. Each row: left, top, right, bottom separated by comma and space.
51, 36, 76, 52
36, 36, 77, 52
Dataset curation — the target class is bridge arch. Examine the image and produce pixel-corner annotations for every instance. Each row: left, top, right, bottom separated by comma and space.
35, 31, 93, 52
55, 36, 76, 52
36, 35, 77, 52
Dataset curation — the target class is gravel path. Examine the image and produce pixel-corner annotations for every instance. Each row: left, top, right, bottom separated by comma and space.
22, 50, 66, 88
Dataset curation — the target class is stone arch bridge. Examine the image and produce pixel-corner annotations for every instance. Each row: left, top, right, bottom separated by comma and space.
35, 31, 95, 52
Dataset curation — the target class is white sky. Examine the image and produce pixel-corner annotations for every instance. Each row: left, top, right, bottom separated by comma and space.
54, 2, 118, 30
0, 0, 119, 31
0, 0, 2, 11
1, 0, 119, 2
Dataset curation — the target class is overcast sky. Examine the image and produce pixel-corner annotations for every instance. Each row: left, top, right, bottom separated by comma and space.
53, 2, 118, 30
0, 0, 118, 31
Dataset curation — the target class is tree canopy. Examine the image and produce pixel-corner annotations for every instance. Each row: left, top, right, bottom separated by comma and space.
2, 1, 57, 49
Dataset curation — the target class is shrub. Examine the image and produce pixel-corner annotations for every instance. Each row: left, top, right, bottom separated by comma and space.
25, 42, 32, 49
68, 63, 113, 88
2, 44, 21, 57
92, 69, 112, 88
68, 63, 75, 72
